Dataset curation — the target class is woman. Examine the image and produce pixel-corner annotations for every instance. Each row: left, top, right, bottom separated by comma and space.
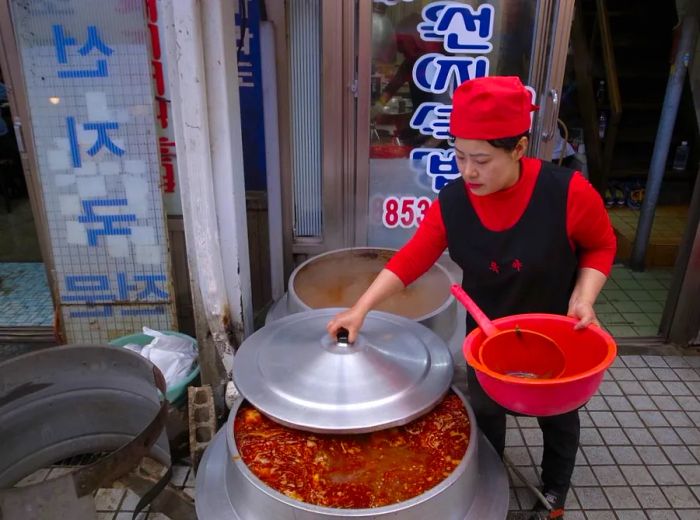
328, 76, 616, 520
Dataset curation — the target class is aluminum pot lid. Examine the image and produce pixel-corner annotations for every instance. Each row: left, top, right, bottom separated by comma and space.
233, 308, 453, 434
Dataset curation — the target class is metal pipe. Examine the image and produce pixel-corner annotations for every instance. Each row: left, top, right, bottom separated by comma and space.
631, 16, 698, 270
261, 22, 285, 301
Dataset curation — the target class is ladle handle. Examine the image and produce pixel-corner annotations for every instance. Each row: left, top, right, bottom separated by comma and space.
450, 284, 500, 338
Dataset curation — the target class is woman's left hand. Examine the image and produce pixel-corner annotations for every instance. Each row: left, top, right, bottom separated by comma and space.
567, 299, 600, 330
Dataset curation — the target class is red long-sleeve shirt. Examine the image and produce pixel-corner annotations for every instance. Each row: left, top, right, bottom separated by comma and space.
386, 157, 616, 286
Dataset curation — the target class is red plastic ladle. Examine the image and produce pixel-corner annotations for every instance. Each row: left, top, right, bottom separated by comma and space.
450, 284, 567, 379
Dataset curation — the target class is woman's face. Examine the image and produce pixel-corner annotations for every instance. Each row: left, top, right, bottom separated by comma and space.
453, 137, 527, 196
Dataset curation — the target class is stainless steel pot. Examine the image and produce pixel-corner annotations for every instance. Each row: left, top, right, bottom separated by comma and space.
195, 387, 508, 519
269, 247, 458, 345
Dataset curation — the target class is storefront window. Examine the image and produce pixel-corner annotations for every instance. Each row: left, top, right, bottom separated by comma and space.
367, 0, 538, 248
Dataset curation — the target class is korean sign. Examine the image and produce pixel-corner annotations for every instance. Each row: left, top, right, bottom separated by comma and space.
10, 0, 175, 341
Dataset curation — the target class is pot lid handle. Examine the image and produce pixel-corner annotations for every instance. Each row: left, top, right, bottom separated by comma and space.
336, 327, 350, 347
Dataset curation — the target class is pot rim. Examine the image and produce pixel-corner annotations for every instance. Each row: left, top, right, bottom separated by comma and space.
287, 247, 456, 322
224, 385, 478, 516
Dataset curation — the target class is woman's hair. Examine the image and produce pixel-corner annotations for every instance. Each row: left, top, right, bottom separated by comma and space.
487, 131, 530, 151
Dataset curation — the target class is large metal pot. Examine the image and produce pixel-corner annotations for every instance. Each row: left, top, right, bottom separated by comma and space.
196, 309, 507, 519
196, 388, 508, 519
268, 247, 458, 345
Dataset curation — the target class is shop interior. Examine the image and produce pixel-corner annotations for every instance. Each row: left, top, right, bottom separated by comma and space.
0, 65, 54, 335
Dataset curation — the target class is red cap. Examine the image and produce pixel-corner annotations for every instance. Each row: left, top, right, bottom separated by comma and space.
449, 76, 538, 140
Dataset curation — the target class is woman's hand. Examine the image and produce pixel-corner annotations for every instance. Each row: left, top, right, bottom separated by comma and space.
567, 299, 600, 330
327, 306, 368, 344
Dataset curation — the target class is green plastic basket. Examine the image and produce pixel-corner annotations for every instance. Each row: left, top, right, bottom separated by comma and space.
109, 331, 200, 405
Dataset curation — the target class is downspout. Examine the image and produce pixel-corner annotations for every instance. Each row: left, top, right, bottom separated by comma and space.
162, 0, 252, 390
631, 15, 698, 270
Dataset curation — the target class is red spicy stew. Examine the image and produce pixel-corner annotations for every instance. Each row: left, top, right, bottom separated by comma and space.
233, 392, 470, 508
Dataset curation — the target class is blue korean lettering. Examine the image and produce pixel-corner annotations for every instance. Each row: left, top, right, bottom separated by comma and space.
66, 119, 126, 164
426, 149, 460, 192
413, 54, 489, 94
69, 305, 113, 318
63, 274, 115, 302
418, 3, 494, 53
52, 24, 112, 78
77, 199, 137, 246
117, 272, 169, 300
83, 122, 125, 157
121, 306, 166, 317
66, 116, 81, 167
409, 103, 452, 139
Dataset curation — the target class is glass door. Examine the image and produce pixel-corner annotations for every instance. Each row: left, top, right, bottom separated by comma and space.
353, 0, 574, 248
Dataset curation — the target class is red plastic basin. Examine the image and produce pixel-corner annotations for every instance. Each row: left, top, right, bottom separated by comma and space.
464, 313, 617, 416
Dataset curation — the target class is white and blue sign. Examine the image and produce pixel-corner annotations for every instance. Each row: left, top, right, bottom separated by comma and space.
10, 0, 175, 341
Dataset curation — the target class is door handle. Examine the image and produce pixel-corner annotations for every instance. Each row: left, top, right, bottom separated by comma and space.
541, 89, 559, 141
13, 117, 25, 153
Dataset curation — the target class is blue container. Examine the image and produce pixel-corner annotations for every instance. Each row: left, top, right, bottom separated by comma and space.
109, 331, 200, 406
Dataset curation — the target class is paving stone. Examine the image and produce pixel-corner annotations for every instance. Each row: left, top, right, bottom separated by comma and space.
644, 356, 669, 368
662, 486, 700, 508
653, 396, 683, 411
599, 427, 630, 445
617, 511, 649, 520
621, 355, 647, 368
516, 416, 538, 428
678, 466, 700, 486
505, 446, 531, 466
665, 357, 691, 368
610, 446, 643, 465
582, 446, 615, 465
676, 510, 700, 520
642, 381, 671, 395
521, 428, 543, 446
625, 428, 657, 445
647, 511, 680, 520
571, 465, 598, 486
619, 380, 646, 395
630, 395, 658, 411
598, 381, 623, 396
688, 413, 700, 427
637, 446, 670, 465
170, 465, 190, 487
605, 396, 634, 411
592, 465, 626, 486
686, 382, 700, 395
675, 369, 700, 381
652, 466, 685, 485
665, 382, 693, 396
574, 486, 610, 509
615, 412, 644, 428
632, 368, 658, 381
653, 368, 681, 381
603, 486, 641, 509
508, 488, 519, 511
579, 411, 594, 427
650, 427, 684, 445
506, 428, 525, 447
663, 446, 698, 465
585, 511, 616, 519
610, 367, 636, 381
589, 411, 619, 427
580, 428, 605, 446
677, 428, 700, 446
640, 410, 671, 427
665, 412, 695, 428
94, 488, 125, 511
586, 396, 611, 411
527, 445, 543, 464
620, 465, 655, 486
633, 486, 671, 508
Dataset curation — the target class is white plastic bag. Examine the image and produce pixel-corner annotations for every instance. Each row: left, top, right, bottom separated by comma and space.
137, 327, 198, 389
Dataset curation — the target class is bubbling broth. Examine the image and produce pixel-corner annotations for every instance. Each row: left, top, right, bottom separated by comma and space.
293, 250, 451, 319
234, 392, 470, 509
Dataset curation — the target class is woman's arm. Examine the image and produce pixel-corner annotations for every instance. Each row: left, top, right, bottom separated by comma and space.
326, 269, 406, 343
568, 267, 608, 330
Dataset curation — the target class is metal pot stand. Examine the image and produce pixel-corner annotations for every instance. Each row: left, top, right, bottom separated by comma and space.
0, 345, 171, 520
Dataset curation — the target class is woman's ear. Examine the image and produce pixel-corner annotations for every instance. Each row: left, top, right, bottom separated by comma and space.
512, 136, 529, 160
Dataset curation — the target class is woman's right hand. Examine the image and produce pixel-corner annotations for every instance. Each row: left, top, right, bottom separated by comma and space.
327, 306, 368, 344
